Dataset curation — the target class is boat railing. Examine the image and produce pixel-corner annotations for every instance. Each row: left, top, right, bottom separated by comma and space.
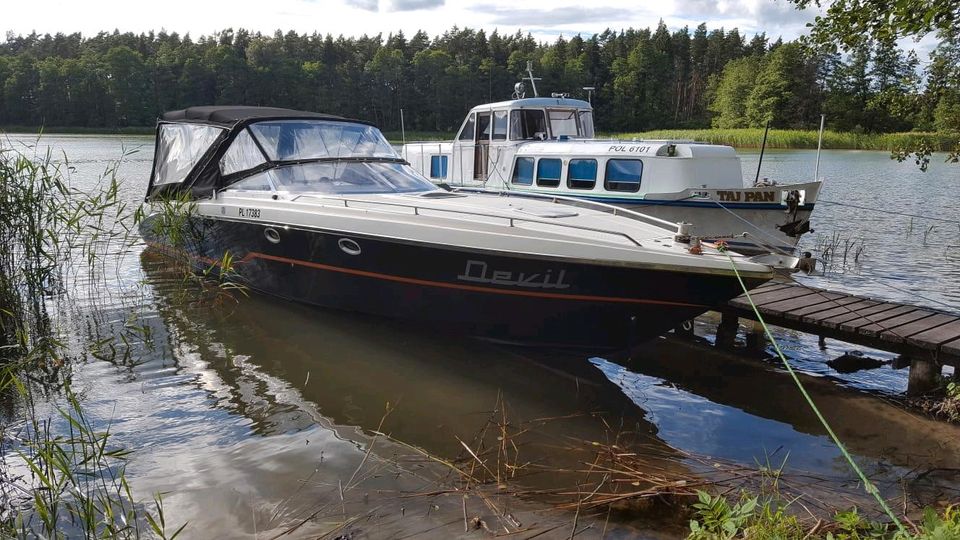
290, 193, 650, 247
448, 187, 680, 230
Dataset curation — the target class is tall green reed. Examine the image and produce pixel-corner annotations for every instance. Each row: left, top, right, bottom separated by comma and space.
0, 137, 184, 538
611, 128, 960, 152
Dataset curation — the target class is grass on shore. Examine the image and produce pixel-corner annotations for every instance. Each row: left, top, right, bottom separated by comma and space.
391, 128, 960, 151
1, 125, 155, 136
4, 125, 957, 152
381, 130, 453, 143
612, 128, 960, 151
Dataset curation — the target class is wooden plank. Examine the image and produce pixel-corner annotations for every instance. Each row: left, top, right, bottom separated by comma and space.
727, 283, 797, 309
842, 304, 920, 333
758, 292, 845, 314
801, 300, 881, 325
741, 285, 818, 306
817, 300, 883, 329
783, 296, 862, 321
942, 337, 960, 359
747, 282, 795, 295
905, 318, 960, 350
879, 313, 956, 344
856, 309, 934, 338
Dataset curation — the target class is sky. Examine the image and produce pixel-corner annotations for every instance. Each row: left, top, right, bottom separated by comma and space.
3, 0, 823, 43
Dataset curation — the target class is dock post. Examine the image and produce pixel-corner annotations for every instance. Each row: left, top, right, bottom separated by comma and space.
906, 357, 940, 396
716, 312, 739, 349
746, 320, 766, 354
891, 354, 911, 370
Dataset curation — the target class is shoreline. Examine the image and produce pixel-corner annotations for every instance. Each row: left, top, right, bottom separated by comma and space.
4, 126, 958, 151
616, 128, 960, 151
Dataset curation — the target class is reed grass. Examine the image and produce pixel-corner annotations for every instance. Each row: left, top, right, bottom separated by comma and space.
382, 130, 453, 143
376, 393, 960, 539
0, 126, 155, 136
606, 129, 960, 151
0, 138, 186, 538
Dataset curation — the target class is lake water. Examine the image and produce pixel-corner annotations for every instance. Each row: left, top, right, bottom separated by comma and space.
3, 134, 959, 538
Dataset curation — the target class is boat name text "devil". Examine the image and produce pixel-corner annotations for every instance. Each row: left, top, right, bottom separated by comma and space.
716, 191, 777, 202
457, 260, 570, 289
239, 207, 261, 218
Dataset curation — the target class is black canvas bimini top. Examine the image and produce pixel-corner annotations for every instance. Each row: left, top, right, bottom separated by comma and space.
161, 106, 348, 126
148, 105, 387, 199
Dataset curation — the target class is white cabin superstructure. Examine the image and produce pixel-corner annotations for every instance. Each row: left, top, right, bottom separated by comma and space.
402, 95, 821, 255
407, 96, 594, 185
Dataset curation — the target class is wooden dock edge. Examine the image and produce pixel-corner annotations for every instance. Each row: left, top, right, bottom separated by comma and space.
705, 280, 960, 395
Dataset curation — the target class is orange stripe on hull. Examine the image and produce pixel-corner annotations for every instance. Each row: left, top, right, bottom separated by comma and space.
242, 251, 706, 308
145, 242, 706, 308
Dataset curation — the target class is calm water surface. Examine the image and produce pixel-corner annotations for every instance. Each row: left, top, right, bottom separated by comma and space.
4, 134, 960, 538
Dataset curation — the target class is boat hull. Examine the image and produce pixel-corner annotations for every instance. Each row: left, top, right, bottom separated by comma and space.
613, 198, 815, 255
140, 215, 769, 348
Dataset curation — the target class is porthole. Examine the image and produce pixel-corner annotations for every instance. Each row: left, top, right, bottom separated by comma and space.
338, 238, 361, 255
264, 228, 281, 244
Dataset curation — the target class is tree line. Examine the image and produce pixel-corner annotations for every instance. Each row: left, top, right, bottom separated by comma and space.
0, 24, 958, 133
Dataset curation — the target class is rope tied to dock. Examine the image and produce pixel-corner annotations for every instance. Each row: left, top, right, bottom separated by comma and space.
722, 247, 907, 533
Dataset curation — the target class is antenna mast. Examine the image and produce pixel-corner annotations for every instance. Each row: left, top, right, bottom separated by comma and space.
524, 61, 541, 98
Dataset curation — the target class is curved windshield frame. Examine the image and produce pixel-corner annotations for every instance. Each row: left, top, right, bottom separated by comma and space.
247, 119, 398, 162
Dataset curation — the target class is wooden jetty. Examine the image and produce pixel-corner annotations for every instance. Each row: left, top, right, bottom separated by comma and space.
711, 280, 960, 395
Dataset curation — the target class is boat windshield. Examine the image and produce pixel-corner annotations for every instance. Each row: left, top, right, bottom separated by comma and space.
579, 111, 595, 138
229, 161, 438, 195
547, 109, 588, 138
247, 119, 398, 161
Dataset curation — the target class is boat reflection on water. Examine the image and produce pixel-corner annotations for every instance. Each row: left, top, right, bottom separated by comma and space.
140, 249, 676, 466
114, 251, 960, 537
127, 252, 695, 537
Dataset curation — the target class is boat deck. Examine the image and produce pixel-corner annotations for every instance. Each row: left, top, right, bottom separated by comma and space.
721, 280, 960, 376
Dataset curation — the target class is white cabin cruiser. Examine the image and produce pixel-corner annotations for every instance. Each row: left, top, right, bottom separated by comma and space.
402, 92, 821, 255
139, 106, 774, 348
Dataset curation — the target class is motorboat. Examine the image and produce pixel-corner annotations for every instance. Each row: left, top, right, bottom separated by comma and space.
401, 78, 821, 255
139, 106, 774, 348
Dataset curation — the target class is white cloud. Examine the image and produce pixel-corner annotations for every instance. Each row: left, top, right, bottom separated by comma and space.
1, 0, 822, 42
390, 0, 444, 10
344, 0, 379, 11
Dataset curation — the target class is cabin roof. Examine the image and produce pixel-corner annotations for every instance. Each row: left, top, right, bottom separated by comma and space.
160, 106, 351, 126
468, 97, 592, 113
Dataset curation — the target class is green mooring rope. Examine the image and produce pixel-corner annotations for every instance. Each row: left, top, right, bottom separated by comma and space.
724, 252, 906, 533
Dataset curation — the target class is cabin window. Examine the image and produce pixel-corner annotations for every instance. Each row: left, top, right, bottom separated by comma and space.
511, 157, 534, 185
227, 171, 276, 191
220, 128, 267, 175
536, 158, 562, 187
567, 159, 597, 190
578, 111, 595, 138
153, 123, 224, 185
429, 155, 448, 179
270, 162, 436, 194
604, 159, 643, 192
509, 109, 548, 140
249, 120, 396, 161
476, 113, 492, 142
458, 114, 476, 141
547, 109, 580, 138
492, 111, 508, 141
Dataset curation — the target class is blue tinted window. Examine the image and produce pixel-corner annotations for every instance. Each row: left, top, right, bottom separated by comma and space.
536, 158, 562, 187
429, 155, 448, 179
604, 159, 643, 192
512, 157, 534, 185
567, 159, 597, 189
